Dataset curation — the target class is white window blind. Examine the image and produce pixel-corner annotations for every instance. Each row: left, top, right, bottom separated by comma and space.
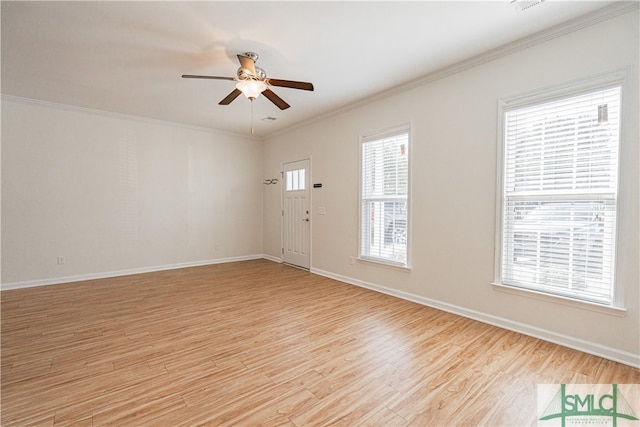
360, 126, 409, 266
500, 86, 620, 305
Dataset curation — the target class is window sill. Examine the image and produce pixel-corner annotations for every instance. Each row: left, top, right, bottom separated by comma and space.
358, 256, 411, 272
491, 282, 627, 317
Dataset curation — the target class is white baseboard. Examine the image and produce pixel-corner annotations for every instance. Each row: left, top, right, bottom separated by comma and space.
262, 254, 283, 263
1, 254, 265, 291
310, 267, 640, 369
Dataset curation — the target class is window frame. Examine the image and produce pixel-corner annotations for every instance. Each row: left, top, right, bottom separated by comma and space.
359, 123, 412, 269
494, 69, 629, 309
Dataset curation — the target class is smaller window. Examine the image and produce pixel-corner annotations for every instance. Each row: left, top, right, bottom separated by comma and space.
360, 125, 410, 267
286, 169, 305, 191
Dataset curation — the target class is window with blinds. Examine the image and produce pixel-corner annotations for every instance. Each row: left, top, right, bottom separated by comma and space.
360, 125, 410, 267
499, 85, 621, 305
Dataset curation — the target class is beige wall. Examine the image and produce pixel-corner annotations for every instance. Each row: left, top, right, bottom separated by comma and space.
2, 99, 264, 285
262, 11, 639, 363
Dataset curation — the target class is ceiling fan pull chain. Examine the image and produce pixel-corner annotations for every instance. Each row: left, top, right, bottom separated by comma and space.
250, 98, 254, 135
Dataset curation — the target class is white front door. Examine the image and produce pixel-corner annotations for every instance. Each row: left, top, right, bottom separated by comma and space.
282, 159, 310, 269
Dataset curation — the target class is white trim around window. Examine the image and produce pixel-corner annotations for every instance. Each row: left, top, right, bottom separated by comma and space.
359, 123, 411, 269
495, 68, 630, 309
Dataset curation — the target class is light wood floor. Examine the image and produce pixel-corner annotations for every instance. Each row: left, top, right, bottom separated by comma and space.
2, 260, 638, 426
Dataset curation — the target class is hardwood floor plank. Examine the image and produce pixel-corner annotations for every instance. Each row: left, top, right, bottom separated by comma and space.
2, 259, 638, 426
91, 394, 187, 426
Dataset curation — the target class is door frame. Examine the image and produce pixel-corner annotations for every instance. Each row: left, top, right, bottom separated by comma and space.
281, 157, 312, 269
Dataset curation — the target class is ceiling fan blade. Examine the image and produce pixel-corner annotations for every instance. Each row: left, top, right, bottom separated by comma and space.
182, 74, 236, 81
267, 78, 314, 91
262, 89, 290, 110
237, 54, 257, 76
219, 89, 242, 105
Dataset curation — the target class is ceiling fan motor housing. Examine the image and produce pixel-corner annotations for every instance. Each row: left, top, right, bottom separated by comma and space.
238, 66, 266, 80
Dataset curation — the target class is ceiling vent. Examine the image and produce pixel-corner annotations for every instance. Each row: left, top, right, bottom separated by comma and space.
511, 0, 545, 11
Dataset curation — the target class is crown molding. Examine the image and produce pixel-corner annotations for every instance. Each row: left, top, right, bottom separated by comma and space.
0, 94, 256, 141
265, 2, 639, 140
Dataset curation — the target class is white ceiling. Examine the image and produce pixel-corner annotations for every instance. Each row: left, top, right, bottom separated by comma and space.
1, 1, 619, 137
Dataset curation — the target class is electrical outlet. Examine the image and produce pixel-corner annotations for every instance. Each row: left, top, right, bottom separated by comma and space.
350, 256, 355, 265
215, 243, 221, 250
57, 256, 65, 265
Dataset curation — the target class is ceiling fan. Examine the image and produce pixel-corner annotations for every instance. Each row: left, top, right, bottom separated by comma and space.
182, 52, 314, 110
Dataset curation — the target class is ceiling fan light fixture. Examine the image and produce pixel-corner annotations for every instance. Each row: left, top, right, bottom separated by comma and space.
236, 79, 267, 100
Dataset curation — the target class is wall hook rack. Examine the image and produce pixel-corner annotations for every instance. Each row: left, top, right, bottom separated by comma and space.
263, 178, 279, 185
